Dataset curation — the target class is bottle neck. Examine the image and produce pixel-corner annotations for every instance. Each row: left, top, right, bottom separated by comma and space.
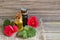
21, 12, 28, 15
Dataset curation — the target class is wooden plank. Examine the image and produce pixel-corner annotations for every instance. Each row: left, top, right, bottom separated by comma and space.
0, 0, 60, 11
0, 0, 60, 18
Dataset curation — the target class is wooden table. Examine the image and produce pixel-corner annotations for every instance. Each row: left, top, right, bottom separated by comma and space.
0, 0, 60, 40
41, 20, 60, 40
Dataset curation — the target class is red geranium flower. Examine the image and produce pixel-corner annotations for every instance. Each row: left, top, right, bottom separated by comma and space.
4, 25, 14, 36
4, 25, 18, 37
27, 16, 38, 28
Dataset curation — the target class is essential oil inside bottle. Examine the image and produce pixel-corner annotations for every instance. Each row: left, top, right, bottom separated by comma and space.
21, 8, 28, 26
15, 12, 23, 31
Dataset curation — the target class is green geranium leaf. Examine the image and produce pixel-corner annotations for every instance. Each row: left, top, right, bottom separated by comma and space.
3, 19, 10, 27
17, 25, 36, 39
17, 30, 28, 38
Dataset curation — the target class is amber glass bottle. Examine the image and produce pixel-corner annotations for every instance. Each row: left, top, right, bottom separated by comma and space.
15, 12, 23, 31
21, 8, 28, 26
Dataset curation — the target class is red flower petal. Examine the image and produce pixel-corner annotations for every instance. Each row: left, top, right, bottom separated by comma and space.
13, 25, 18, 32
27, 16, 38, 28
4, 25, 14, 36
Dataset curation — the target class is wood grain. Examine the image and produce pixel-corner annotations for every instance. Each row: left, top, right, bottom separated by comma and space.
0, 0, 60, 14
0, 0, 60, 40
0, 0, 60, 21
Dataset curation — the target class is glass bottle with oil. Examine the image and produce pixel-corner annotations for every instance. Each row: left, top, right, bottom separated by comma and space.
15, 12, 23, 31
21, 8, 28, 26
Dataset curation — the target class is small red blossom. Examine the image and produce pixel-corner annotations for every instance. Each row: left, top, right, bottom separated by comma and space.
4, 25, 18, 37
27, 16, 38, 28
4, 25, 14, 36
